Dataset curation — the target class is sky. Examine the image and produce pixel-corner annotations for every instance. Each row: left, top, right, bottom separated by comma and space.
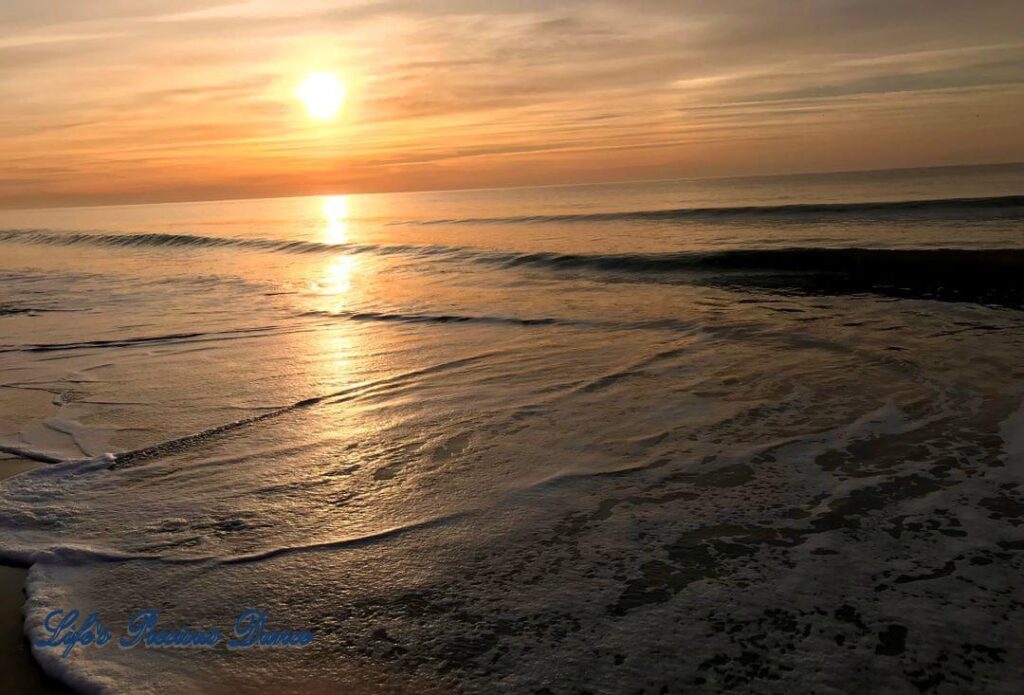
2, 0, 1023, 208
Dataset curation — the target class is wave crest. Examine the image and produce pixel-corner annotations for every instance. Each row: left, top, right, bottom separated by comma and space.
391, 194, 1024, 226
4, 227, 1024, 306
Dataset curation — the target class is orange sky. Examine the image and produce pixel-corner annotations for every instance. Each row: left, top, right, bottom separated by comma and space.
2, 0, 1023, 208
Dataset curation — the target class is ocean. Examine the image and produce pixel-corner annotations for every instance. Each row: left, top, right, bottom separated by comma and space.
1, 163, 1023, 693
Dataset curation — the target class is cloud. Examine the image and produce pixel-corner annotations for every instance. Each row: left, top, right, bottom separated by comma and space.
1, 0, 1023, 206
0, 0, 239, 27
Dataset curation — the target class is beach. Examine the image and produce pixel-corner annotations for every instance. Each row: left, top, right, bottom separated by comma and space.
2, 164, 1023, 693
0, 456, 68, 694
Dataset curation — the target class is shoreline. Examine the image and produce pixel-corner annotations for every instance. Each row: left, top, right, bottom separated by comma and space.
0, 456, 72, 695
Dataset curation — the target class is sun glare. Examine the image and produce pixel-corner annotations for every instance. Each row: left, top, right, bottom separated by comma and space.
322, 195, 348, 244
297, 72, 346, 120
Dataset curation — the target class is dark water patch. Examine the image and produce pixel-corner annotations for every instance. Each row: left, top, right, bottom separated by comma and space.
497, 247, 1024, 308
1, 305, 42, 316
978, 495, 1024, 523
0, 303, 80, 317
876, 626, 909, 659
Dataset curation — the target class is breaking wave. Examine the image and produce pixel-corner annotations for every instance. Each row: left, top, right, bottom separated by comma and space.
4, 228, 1024, 306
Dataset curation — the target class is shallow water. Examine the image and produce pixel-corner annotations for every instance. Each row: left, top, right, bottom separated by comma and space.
2, 164, 1024, 693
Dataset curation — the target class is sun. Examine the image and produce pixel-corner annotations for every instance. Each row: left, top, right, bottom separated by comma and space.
297, 72, 346, 120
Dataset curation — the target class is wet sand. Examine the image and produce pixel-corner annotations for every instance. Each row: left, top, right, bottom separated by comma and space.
0, 456, 70, 695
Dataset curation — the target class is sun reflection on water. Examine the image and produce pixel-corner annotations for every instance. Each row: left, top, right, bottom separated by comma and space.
313, 195, 357, 298
323, 195, 349, 245
320, 255, 356, 295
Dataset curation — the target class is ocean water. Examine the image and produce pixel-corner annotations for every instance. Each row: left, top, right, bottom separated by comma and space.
1, 163, 1023, 693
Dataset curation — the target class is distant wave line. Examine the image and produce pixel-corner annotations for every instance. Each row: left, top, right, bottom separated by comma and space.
0, 229, 423, 257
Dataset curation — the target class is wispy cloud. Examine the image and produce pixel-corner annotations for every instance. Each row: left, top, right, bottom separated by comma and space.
2, 0, 1022, 207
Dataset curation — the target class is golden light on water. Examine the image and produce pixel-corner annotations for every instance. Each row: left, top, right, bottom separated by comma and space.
322, 195, 348, 244
323, 195, 348, 222
297, 72, 346, 120
320, 255, 356, 295
317, 195, 356, 296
